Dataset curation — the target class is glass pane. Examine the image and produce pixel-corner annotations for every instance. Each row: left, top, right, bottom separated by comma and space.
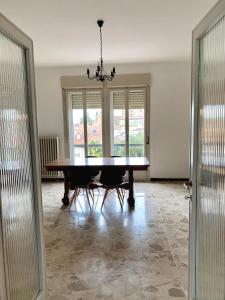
86, 90, 103, 157
128, 89, 145, 157
111, 90, 126, 156
196, 16, 225, 300
0, 32, 40, 299
71, 92, 85, 158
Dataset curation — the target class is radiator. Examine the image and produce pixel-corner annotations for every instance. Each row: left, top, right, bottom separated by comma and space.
39, 136, 63, 179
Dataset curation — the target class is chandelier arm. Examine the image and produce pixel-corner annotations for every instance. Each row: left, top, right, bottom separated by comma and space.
88, 74, 97, 80
102, 66, 112, 77
104, 74, 113, 81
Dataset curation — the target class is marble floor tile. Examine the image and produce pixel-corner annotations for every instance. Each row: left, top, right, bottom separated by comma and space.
42, 181, 188, 299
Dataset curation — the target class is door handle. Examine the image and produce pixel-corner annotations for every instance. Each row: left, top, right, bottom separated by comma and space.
184, 181, 192, 201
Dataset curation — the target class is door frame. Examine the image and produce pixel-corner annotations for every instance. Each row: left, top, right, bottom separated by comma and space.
190, 1, 225, 299
0, 13, 46, 300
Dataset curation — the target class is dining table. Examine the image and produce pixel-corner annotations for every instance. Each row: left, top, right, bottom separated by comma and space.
46, 156, 150, 207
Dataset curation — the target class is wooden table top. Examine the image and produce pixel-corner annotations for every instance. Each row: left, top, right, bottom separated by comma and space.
46, 157, 150, 171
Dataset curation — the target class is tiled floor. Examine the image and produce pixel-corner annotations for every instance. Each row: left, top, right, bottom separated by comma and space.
42, 181, 189, 300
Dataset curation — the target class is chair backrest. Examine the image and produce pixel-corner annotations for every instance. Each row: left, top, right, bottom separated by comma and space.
68, 168, 95, 189
111, 155, 126, 177
85, 155, 99, 177
100, 167, 124, 186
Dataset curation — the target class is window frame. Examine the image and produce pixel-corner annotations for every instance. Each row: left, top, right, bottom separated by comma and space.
66, 87, 104, 158
64, 85, 150, 159
109, 86, 148, 158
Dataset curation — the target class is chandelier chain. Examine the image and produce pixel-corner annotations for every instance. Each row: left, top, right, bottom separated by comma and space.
100, 27, 103, 63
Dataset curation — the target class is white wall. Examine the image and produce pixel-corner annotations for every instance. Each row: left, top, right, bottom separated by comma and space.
35, 61, 191, 178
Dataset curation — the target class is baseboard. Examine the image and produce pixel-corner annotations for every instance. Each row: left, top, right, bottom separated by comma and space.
150, 178, 189, 182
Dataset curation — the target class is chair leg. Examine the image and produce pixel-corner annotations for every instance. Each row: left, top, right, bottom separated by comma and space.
101, 188, 109, 210
68, 193, 74, 210
68, 188, 78, 210
85, 189, 92, 209
107, 189, 114, 198
116, 188, 123, 211
88, 188, 94, 203
117, 188, 124, 203
120, 188, 125, 201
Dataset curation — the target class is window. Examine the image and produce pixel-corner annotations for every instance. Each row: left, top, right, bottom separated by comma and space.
70, 89, 103, 158
111, 88, 146, 157
111, 89, 126, 156
67, 86, 148, 159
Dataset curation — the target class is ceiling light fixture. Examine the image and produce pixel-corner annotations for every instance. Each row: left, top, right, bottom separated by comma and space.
87, 20, 116, 82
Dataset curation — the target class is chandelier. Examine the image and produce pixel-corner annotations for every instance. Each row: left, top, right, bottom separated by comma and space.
87, 20, 116, 82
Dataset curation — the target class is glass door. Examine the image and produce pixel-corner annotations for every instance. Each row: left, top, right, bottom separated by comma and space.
0, 14, 46, 300
110, 87, 147, 157
110, 89, 126, 156
86, 90, 103, 157
128, 89, 146, 157
190, 2, 225, 299
69, 89, 103, 158
70, 90, 85, 158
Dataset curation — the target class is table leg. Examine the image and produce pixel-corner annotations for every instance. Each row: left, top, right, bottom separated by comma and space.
127, 169, 135, 207
62, 170, 69, 206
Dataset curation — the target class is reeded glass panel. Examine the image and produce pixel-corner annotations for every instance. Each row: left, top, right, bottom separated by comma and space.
128, 89, 145, 157
0, 32, 40, 299
111, 90, 126, 156
197, 16, 225, 300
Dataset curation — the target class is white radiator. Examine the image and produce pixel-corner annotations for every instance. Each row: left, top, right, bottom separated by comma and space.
38, 136, 63, 179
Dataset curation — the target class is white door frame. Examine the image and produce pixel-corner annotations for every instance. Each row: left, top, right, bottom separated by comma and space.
0, 13, 46, 300
190, 1, 225, 299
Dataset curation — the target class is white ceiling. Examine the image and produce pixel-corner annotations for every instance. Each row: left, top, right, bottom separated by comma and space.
1, 0, 218, 66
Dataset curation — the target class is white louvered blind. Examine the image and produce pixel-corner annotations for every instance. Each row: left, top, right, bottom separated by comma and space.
86, 90, 102, 108
111, 90, 126, 109
71, 89, 102, 109
71, 91, 83, 109
111, 88, 145, 109
128, 89, 145, 109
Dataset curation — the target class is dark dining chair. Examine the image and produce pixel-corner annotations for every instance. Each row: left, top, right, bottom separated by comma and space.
68, 168, 97, 210
110, 155, 127, 200
86, 155, 100, 177
99, 167, 125, 210
86, 155, 100, 199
